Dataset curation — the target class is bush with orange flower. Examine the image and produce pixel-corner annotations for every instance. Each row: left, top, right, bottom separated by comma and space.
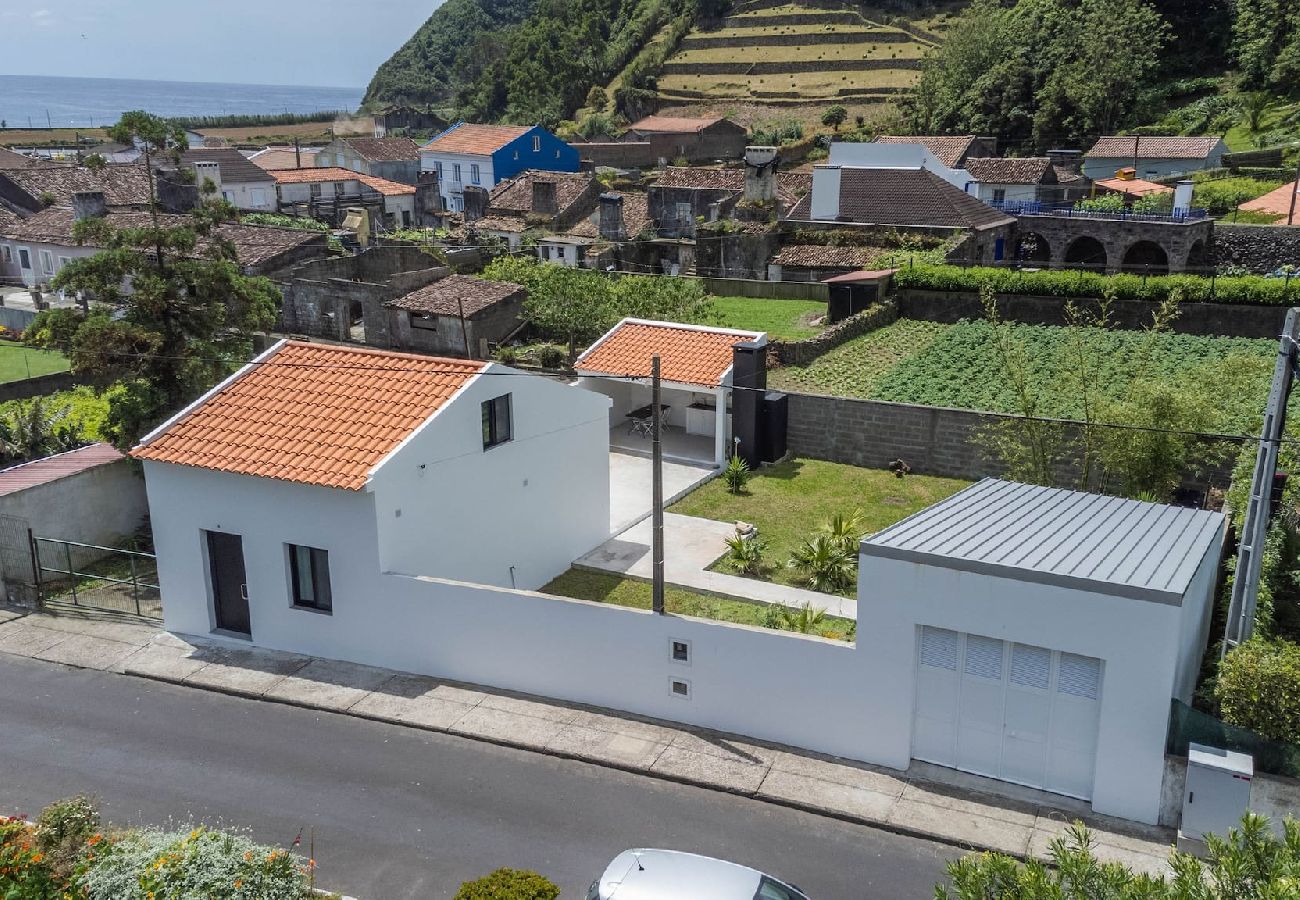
0, 815, 79, 899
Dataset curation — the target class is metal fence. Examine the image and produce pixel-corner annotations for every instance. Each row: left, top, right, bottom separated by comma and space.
33, 536, 160, 619
1167, 700, 1300, 779
988, 199, 1211, 223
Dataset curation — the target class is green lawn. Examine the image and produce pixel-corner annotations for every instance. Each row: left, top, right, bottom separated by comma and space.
708, 296, 827, 340
541, 568, 855, 640
669, 457, 970, 594
0, 345, 70, 383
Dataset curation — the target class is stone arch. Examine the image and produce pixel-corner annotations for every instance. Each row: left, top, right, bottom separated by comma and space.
1015, 231, 1051, 264
1185, 239, 1210, 274
1063, 236, 1108, 270
1121, 240, 1170, 275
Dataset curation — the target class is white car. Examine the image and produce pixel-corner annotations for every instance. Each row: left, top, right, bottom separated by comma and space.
587, 848, 810, 900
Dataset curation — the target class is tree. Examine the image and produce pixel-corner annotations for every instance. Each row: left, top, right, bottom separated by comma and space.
1216, 638, 1300, 742
821, 104, 848, 131
0, 396, 84, 464
938, 814, 1300, 899
585, 85, 609, 110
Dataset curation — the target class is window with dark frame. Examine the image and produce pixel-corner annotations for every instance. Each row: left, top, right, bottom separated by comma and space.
288, 544, 332, 612
481, 393, 513, 449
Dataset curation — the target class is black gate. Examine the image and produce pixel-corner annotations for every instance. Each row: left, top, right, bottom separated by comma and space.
33, 536, 161, 619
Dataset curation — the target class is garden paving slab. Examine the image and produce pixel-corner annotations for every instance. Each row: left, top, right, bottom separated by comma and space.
668, 730, 780, 766
264, 659, 397, 712
649, 744, 770, 793
568, 710, 678, 743
450, 704, 568, 749
33, 632, 140, 671
20, 611, 159, 646
545, 725, 670, 769
758, 768, 900, 821
889, 797, 1034, 856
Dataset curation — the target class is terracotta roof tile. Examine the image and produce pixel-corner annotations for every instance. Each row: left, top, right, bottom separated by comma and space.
629, 115, 728, 134
338, 137, 421, 162
575, 319, 763, 387
0, 147, 43, 168
487, 169, 595, 219
770, 244, 882, 268
1084, 136, 1222, 160
0, 163, 152, 209
962, 157, 1053, 185
0, 443, 125, 496
180, 148, 275, 185
787, 167, 1015, 229
386, 275, 525, 317
132, 341, 486, 490
421, 124, 532, 157
249, 147, 320, 170
651, 167, 808, 207
566, 192, 651, 239
270, 167, 414, 196
876, 135, 979, 168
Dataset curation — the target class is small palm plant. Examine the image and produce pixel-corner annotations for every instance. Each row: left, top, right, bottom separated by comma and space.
820, 509, 864, 553
787, 533, 856, 593
724, 533, 767, 577
722, 454, 750, 494
778, 601, 827, 634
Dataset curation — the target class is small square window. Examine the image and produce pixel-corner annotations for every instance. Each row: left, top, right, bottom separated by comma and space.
670, 677, 691, 699
288, 543, 332, 613
671, 639, 690, 663
482, 393, 513, 449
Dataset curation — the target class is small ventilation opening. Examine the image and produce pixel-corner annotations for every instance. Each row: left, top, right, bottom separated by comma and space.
670, 678, 691, 699
671, 639, 690, 663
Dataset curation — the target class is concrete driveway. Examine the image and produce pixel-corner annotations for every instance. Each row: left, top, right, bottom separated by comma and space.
609, 450, 715, 534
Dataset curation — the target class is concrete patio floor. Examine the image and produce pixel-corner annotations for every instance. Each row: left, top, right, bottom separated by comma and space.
608, 450, 716, 534
0, 604, 1176, 875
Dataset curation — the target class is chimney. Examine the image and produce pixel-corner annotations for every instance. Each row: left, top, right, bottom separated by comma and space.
1174, 179, 1194, 215
415, 170, 444, 226
462, 185, 488, 223
809, 165, 842, 220
191, 160, 222, 197
1047, 149, 1082, 177
532, 179, 558, 217
730, 340, 768, 467
72, 191, 107, 221
598, 192, 625, 240
744, 145, 779, 204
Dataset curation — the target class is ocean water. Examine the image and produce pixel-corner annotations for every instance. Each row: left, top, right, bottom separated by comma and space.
0, 73, 364, 129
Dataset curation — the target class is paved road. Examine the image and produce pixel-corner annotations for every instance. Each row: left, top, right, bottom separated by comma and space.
0, 654, 958, 898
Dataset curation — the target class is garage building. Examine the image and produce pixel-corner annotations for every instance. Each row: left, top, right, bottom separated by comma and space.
856, 478, 1226, 825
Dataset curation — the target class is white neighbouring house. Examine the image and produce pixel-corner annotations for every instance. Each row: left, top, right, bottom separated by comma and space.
574, 319, 766, 468
854, 478, 1226, 825
133, 341, 612, 641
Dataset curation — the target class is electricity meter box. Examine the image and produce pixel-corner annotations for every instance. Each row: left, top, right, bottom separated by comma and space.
1181, 743, 1253, 843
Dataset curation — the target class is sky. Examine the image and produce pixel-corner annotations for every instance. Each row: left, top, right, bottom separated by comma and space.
0, 0, 440, 88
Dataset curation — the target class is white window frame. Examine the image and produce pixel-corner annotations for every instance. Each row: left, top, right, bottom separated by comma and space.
435, 161, 444, 179
453, 162, 462, 183
57, 255, 71, 271
1, 245, 11, 264
39, 249, 54, 275
251, 187, 266, 206
470, 163, 480, 185
532, 135, 541, 152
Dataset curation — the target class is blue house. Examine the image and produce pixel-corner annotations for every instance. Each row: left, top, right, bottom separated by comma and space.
418, 124, 580, 213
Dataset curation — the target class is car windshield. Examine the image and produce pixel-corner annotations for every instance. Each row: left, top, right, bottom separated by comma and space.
754, 875, 808, 900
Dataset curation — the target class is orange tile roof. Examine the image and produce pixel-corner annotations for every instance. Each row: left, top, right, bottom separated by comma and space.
1095, 176, 1173, 197
1241, 180, 1298, 217
270, 166, 415, 196
575, 320, 763, 388
421, 124, 531, 157
131, 342, 485, 490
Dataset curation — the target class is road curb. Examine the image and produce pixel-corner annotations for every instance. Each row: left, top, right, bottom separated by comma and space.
123, 667, 1008, 861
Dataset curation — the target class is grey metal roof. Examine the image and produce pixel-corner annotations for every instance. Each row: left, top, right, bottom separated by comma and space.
861, 479, 1225, 605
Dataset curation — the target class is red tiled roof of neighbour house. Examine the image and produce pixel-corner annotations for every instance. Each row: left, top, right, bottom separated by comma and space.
1084, 136, 1222, 159
339, 137, 422, 162
876, 135, 980, 168
651, 168, 810, 208
566, 192, 652, 239
629, 115, 726, 134
0, 147, 42, 168
131, 341, 486, 490
770, 244, 883, 268
270, 167, 414, 196
0, 443, 125, 497
249, 147, 320, 171
786, 168, 1016, 229
421, 124, 531, 157
1095, 176, 1174, 197
386, 275, 525, 317
962, 157, 1054, 185
1241, 180, 1299, 216
487, 169, 595, 218
575, 320, 763, 388
1052, 165, 1087, 185
0, 163, 153, 209
472, 215, 529, 233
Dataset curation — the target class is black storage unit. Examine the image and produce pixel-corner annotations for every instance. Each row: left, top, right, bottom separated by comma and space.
827, 281, 879, 324
761, 391, 788, 463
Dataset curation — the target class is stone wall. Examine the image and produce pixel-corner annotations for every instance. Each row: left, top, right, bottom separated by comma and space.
694, 230, 782, 279
1214, 224, 1300, 273
769, 300, 896, 366
697, 275, 829, 300
1015, 216, 1213, 273
719, 10, 862, 26
680, 30, 911, 49
0, 371, 82, 403
577, 141, 660, 169
896, 288, 1289, 339
661, 58, 922, 75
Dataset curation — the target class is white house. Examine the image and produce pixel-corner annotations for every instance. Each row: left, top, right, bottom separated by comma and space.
180, 148, 277, 212
133, 340, 612, 641
828, 141, 969, 191
961, 157, 1057, 204
271, 167, 417, 229
1083, 136, 1227, 181
575, 319, 765, 467
854, 478, 1225, 825
419, 123, 580, 213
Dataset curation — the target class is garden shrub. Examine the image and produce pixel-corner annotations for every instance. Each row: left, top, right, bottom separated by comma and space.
535, 343, 566, 369
723, 454, 750, 494
35, 794, 99, 881
80, 827, 310, 900
893, 264, 1296, 306
0, 817, 70, 899
724, 532, 767, 576
787, 533, 856, 593
454, 868, 560, 900
1216, 639, 1300, 744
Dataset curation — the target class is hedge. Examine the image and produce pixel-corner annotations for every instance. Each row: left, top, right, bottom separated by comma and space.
1216, 638, 1300, 744
892, 264, 1299, 306
454, 868, 560, 900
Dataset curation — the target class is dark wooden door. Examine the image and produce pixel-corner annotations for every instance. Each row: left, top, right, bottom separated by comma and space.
205, 530, 249, 635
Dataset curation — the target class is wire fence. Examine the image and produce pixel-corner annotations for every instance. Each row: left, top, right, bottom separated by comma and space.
1168, 700, 1300, 779
34, 536, 160, 619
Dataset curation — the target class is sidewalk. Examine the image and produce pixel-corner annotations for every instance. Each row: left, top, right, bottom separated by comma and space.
0, 604, 1173, 875
577, 513, 858, 619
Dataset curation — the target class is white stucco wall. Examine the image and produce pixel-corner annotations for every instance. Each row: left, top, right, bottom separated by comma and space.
419, 151, 494, 209
1082, 146, 1225, 181
972, 183, 1038, 203
370, 364, 612, 591
830, 143, 969, 190
219, 179, 276, 212
0, 240, 98, 288
1172, 537, 1224, 704
854, 554, 1197, 824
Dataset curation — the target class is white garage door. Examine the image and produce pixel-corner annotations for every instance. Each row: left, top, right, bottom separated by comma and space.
912, 626, 1102, 800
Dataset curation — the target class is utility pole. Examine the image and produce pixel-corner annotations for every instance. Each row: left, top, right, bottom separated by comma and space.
294, 137, 302, 170
651, 355, 665, 615
457, 296, 472, 358
1132, 135, 1139, 174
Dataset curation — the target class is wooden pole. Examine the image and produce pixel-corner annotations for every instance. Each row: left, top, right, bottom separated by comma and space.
1287, 149, 1300, 226
652, 355, 665, 615
457, 296, 472, 358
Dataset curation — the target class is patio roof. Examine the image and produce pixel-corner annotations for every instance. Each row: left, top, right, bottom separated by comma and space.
574, 318, 765, 388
